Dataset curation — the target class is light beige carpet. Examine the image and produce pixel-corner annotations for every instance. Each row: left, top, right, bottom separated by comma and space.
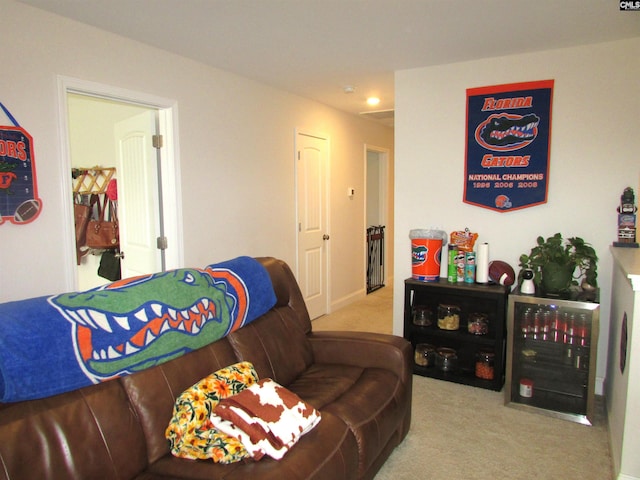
313, 287, 614, 480
312, 286, 394, 335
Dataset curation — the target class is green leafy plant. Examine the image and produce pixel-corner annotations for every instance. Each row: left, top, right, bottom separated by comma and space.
518, 233, 598, 293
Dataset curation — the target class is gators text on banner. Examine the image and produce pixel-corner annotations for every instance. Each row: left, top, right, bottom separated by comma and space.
464, 80, 554, 213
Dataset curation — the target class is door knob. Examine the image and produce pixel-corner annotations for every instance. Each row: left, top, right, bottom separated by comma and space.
323, 234, 330, 240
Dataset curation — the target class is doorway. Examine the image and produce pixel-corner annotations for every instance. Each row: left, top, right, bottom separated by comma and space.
365, 146, 389, 292
59, 77, 183, 291
295, 130, 330, 320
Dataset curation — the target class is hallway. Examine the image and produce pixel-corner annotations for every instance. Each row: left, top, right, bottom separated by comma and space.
311, 286, 393, 335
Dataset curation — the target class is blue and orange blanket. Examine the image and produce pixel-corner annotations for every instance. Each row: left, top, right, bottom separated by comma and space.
0, 256, 276, 403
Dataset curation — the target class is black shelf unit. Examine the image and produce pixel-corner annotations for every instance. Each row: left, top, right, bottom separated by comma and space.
505, 291, 600, 425
403, 278, 509, 391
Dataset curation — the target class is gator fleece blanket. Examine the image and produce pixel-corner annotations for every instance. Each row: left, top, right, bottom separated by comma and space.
0, 256, 276, 403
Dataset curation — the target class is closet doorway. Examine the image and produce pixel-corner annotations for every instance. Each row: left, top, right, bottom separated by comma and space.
365, 146, 389, 292
60, 78, 182, 291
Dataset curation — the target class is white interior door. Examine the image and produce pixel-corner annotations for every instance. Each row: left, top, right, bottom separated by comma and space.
296, 132, 329, 319
115, 111, 162, 278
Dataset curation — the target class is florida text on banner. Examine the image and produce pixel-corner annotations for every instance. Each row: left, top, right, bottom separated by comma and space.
464, 80, 554, 212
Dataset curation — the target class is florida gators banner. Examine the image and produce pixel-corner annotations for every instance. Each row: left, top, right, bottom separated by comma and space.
464, 80, 554, 212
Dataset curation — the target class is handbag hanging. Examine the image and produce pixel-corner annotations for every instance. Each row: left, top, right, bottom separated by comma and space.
73, 194, 93, 264
74, 205, 89, 264
86, 195, 119, 250
98, 250, 122, 281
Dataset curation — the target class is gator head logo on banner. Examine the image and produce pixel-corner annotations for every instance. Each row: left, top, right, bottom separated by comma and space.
49, 266, 248, 383
475, 113, 540, 152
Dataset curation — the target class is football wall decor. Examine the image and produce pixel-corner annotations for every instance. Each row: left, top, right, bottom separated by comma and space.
0, 102, 42, 225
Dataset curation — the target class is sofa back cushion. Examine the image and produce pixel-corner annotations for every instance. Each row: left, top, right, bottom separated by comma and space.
226, 309, 313, 387
257, 257, 312, 334
227, 259, 313, 386
0, 381, 148, 480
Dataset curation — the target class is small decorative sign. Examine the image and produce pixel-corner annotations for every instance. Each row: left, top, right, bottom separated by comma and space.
0, 102, 42, 224
464, 80, 554, 212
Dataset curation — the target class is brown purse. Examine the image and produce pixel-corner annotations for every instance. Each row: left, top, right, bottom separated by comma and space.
86, 195, 119, 250
74, 194, 102, 264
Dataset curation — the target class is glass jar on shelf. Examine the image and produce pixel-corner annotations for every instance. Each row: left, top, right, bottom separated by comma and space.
468, 312, 488, 335
414, 343, 436, 367
436, 347, 458, 372
475, 349, 495, 380
437, 304, 460, 330
412, 305, 433, 326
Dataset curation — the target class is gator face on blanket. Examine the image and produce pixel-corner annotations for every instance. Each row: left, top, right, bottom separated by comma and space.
0, 256, 276, 403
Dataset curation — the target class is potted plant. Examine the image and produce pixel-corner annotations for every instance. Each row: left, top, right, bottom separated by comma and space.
518, 233, 598, 294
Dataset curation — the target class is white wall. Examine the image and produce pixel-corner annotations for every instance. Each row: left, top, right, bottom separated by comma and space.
0, 0, 393, 310
393, 38, 640, 392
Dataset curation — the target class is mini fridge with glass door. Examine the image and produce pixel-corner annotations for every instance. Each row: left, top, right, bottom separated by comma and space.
505, 290, 599, 425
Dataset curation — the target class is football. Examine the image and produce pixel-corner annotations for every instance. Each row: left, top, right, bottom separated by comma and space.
14, 199, 42, 224
488, 260, 516, 286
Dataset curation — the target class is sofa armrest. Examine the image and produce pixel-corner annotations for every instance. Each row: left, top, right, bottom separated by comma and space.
308, 331, 412, 382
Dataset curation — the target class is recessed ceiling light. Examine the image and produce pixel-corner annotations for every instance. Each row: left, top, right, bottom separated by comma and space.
343, 86, 356, 94
367, 97, 381, 106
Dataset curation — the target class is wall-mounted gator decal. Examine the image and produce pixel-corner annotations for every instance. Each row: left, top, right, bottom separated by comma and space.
0, 256, 276, 402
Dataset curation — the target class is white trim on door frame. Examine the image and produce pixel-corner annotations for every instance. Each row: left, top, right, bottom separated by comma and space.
57, 75, 184, 292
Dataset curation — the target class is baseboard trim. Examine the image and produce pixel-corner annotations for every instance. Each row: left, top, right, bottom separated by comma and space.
330, 288, 366, 313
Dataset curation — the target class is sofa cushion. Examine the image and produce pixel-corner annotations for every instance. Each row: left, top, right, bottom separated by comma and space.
166, 361, 259, 463
290, 364, 407, 477
0, 380, 148, 480
148, 410, 359, 480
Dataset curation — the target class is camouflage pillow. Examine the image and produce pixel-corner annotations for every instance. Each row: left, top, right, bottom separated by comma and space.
165, 361, 259, 463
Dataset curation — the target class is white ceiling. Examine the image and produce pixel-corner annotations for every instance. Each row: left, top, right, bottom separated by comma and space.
18, 0, 640, 126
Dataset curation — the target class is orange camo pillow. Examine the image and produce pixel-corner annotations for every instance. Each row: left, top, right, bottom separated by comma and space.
165, 361, 259, 463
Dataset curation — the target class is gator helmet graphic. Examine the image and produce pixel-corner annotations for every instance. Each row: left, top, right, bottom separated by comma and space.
495, 194, 512, 209
475, 113, 540, 152
49, 267, 248, 383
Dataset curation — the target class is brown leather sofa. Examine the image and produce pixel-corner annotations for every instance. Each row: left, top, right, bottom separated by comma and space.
0, 257, 412, 480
